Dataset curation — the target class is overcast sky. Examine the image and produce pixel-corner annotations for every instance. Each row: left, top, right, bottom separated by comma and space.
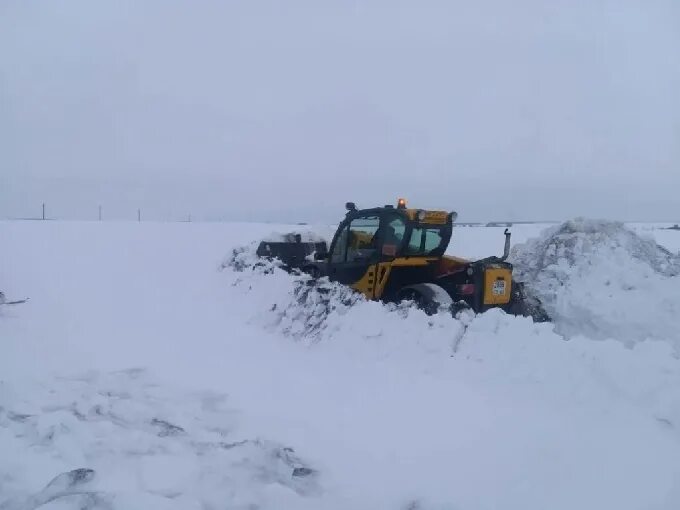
1, 0, 678, 223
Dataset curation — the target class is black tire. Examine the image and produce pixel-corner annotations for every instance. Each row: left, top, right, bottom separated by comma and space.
397, 283, 453, 316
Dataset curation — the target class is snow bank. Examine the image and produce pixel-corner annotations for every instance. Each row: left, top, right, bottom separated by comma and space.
224, 245, 470, 357
227, 219, 680, 352
510, 219, 680, 346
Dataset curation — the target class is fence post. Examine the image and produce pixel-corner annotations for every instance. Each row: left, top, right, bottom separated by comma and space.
98, 205, 102, 221
137, 209, 141, 222
42, 203, 46, 220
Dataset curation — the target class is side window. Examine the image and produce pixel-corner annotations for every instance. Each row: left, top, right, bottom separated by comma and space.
347, 216, 380, 262
405, 227, 444, 255
424, 229, 443, 252
331, 226, 349, 263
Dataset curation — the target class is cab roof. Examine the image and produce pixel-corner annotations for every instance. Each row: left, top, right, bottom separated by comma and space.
345, 202, 453, 225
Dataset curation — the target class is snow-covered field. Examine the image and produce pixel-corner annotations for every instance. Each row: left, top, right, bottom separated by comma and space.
2, 220, 680, 510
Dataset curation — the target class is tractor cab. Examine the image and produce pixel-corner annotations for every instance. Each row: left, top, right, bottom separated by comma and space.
325, 199, 454, 258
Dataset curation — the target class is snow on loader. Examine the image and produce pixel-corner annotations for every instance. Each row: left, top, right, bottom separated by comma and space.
256, 199, 548, 320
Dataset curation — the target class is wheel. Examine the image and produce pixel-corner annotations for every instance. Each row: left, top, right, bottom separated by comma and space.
397, 283, 453, 315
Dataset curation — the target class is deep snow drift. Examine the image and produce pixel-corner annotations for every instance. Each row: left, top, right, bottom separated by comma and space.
511, 219, 680, 346
2, 220, 680, 510
228, 218, 680, 349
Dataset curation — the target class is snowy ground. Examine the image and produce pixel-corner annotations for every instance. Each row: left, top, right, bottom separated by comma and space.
2, 220, 680, 509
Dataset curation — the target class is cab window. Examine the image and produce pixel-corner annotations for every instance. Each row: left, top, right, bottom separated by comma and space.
330, 226, 349, 263
405, 226, 445, 256
346, 216, 380, 262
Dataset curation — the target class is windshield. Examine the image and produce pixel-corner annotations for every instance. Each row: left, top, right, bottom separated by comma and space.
404, 225, 447, 256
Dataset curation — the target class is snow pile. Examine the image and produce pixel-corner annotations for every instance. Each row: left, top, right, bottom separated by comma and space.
0, 369, 318, 510
225, 241, 286, 272
457, 310, 680, 430
511, 218, 680, 345
225, 245, 367, 340
223, 244, 469, 355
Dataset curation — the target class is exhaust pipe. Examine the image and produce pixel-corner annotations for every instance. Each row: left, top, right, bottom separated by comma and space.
500, 228, 511, 261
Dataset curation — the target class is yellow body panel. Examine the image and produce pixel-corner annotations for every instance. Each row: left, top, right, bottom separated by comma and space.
373, 263, 393, 299
483, 267, 512, 305
350, 264, 377, 298
350, 258, 437, 299
403, 209, 448, 224
421, 211, 448, 224
390, 257, 437, 267
348, 258, 513, 307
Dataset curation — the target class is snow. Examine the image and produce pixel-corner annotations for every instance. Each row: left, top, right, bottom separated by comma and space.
2, 219, 680, 509
0, 370, 318, 510
510, 219, 680, 346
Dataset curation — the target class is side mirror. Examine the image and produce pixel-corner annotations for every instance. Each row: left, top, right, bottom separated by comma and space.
314, 251, 328, 261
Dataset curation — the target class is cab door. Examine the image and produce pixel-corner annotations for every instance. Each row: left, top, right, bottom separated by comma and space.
373, 213, 408, 299
326, 215, 381, 298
